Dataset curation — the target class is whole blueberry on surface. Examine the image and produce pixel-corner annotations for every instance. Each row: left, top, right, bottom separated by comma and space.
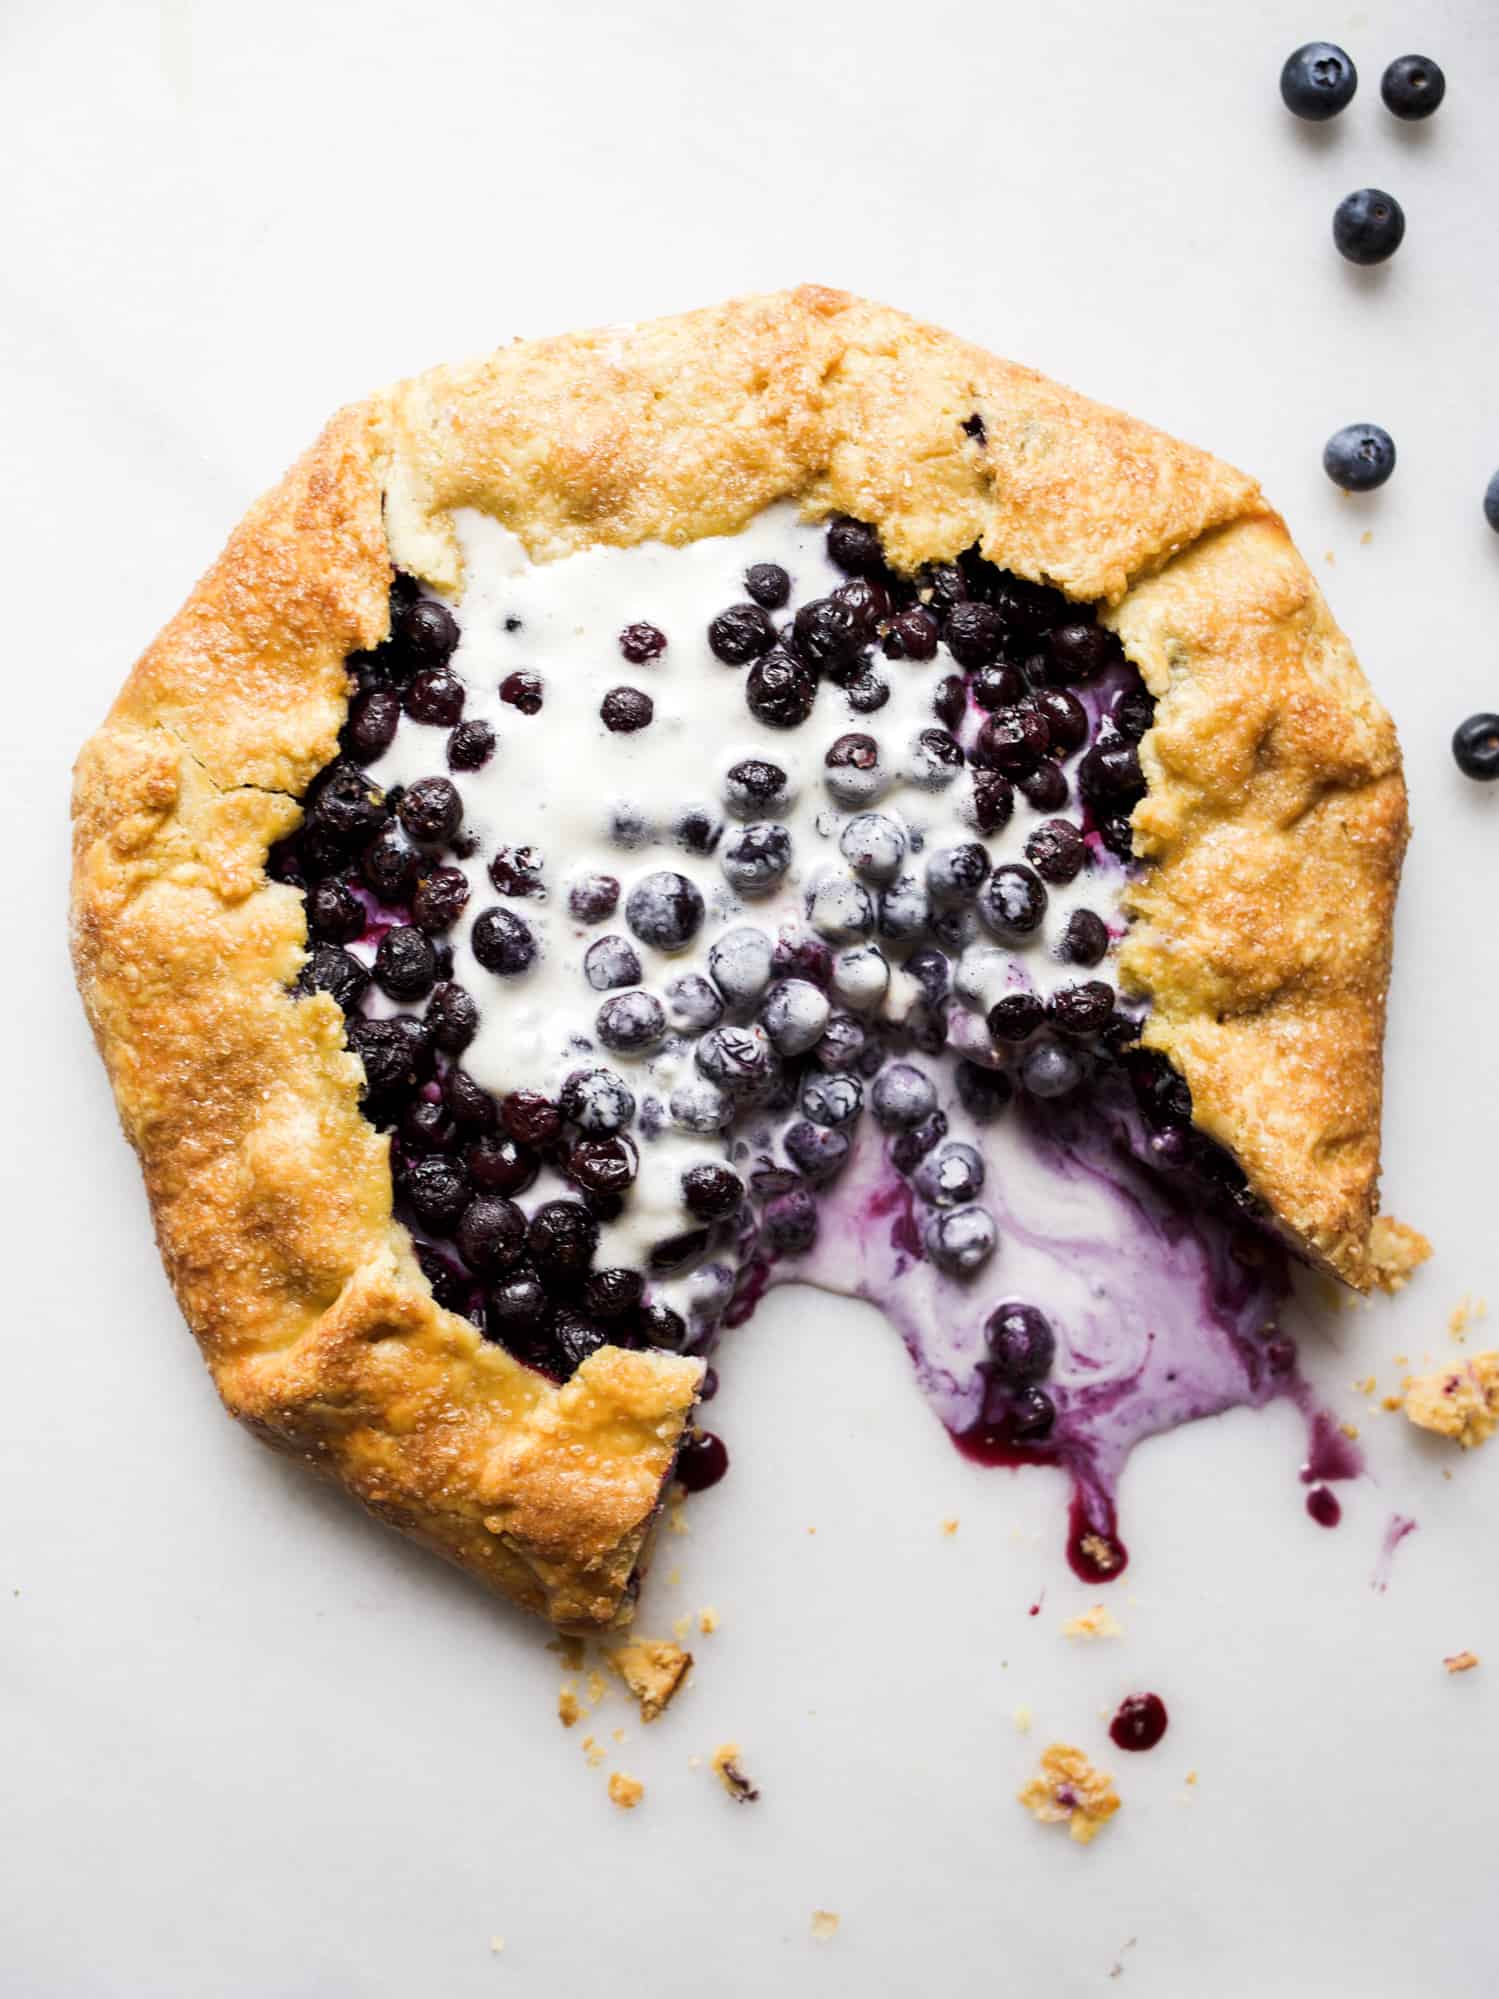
1332, 188, 1405, 266
1484, 470, 1499, 534
1452, 714, 1499, 782
985, 1302, 1057, 1387
1380, 54, 1445, 121
1279, 41, 1357, 120
1323, 423, 1396, 493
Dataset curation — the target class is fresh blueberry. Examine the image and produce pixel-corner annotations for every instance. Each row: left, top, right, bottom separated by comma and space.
664, 972, 724, 1033
618, 623, 666, 663
1029, 687, 1088, 754
800, 1070, 863, 1128
527, 1200, 599, 1287
823, 732, 887, 806
447, 718, 496, 771
923, 1205, 997, 1277
708, 602, 777, 666
502, 1089, 562, 1146
882, 607, 940, 661
762, 1188, 819, 1255
746, 649, 818, 728
969, 770, 1016, 833
709, 926, 775, 1009
1279, 41, 1357, 120
807, 872, 875, 942
568, 873, 621, 924
596, 990, 668, 1054
306, 876, 363, 944
914, 1141, 984, 1207
425, 980, 479, 1052
1381, 54, 1444, 120
839, 812, 907, 883
832, 577, 892, 643
1333, 189, 1405, 266
1060, 908, 1111, 967
626, 870, 705, 951
404, 669, 465, 726
812, 1011, 867, 1073
760, 978, 830, 1056
744, 562, 791, 610
1048, 980, 1115, 1036
682, 1163, 744, 1221
669, 1077, 733, 1133
926, 842, 991, 906
1020, 1039, 1088, 1099
1323, 422, 1396, 492
345, 687, 401, 763
871, 1061, 937, 1129
467, 1133, 538, 1198
721, 822, 793, 896
876, 871, 931, 942
1453, 714, 1499, 782
723, 757, 791, 816
470, 906, 537, 975
907, 727, 966, 788
932, 674, 967, 732
566, 1135, 640, 1198
987, 992, 1044, 1042
584, 934, 643, 991
830, 943, 890, 1012
695, 1023, 779, 1095
499, 670, 544, 714
601, 686, 655, 733
558, 1067, 635, 1135
783, 1119, 852, 1184
974, 710, 1050, 777
980, 863, 1048, 937
1018, 762, 1069, 811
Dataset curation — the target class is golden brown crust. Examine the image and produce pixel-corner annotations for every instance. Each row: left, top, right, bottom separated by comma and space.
71, 287, 1407, 1629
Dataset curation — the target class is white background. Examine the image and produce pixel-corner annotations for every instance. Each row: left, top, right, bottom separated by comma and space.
4, 1, 1498, 1993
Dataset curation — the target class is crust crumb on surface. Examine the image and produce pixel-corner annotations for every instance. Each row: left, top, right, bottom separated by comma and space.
557, 1686, 582, 1728
1450, 1295, 1487, 1341
1014, 1706, 1034, 1733
1444, 1651, 1480, 1675
1079, 1533, 1122, 1576
698, 1607, 719, 1635
810, 1911, 840, 1942
581, 1735, 607, 1769
1019, 1743, 1121, 1845
1369, 1217, 1432, 1295
548, 1636, 587, 1673
712, 1742, 760, 1803
1403, 1352, 1499, 1449
608, 1771, 644, 1811
606, 1639, 693, 1722
1062, 1605, 1122, 1641
489, 1936, 505, 1955
942, 1516, 960, 1536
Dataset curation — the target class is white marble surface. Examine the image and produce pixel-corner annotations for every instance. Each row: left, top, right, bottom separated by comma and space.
5, 0, 1499, 1992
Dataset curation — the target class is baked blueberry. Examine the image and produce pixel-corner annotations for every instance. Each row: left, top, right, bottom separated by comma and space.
346, 687, 401, 763
816, 1012, 868, 1075
908, 727, 966, 787
932, 673, 967, 732
760, 978, 830, 1056
709, 926, 775, 1009
471, 906, 537, 975
1018, 763, 1068, 811
306, 876, 363, 944
566, 1135, 640, 1197
299, 941, 369, 1011
486, 1269, 551, 1342
974, 710, 1049, 776
831, 576, 891, 643
601, 686, 655, 732
826, 514, 885, 576
845, 670, 892, 714
1020, 1039, 1088, 1099
762, 1187, 819, 1255
1324, 423, 1396, 492
926, 842, 991, 905
800, 1070, 863, 1127
791, 599, 862, 677
783, 1119, 852, 1184
456, 1196, 527, 1275
347, 1016, 426, 1098
447, 719, 496, 771
1380, 53, 1445, 119
425, 980, 479, 1052
1452, 714, 1499, 782
1060, 908, 1110, 967
807, 872, 875, 941
969, 770, 1015, 833
618, 623, 666, 663
984, 1302, 1056, 1384
584, 935, 643, 991
980, 863, 1048, 936
1029, 687, 1088, 754
956, 1059, 1012, 1122
400, 1097, 455, 1153
746, 649, 818, 728
914, 1141, 984, 1207
988, 992, 1044, 1042
308, 760, 389, 847
404, 669, 466, 726
943, 601, 1004, 669
443, 1065, 497, 1132
1279, 41, 1357, 119
1025, 818, 1087, 885
871, 1061, 937, 1129
1010, 1386, 1056, 1441
374, 925, 437, 1000
467, 1133, 538, 1197
971, 662, 1025, 712
560, 1067, 635, 1134
396, 596, 459, 667
1111, 686, 1154, 742
882, 606, 940, 661
708, 603, 777, 665
583, 1267, 646, 1320
923, 1205, 997, 1276
568, 873, 621, 923
527, 1200, 599, 1286
626, 870, 705, 951
499, 670, 544, 714
744, 562, 790, 609
407, 1153, 470, 1232
1044, 622, 1114, 686
597, 990, 668, 1053
502, 1089, 561, 1145
1333, 190, 1405, 266
682, 1163, 744, 1221
1048, 980, 1114, 1036
397, 776, 463, 845
1079, 737, 1145, 808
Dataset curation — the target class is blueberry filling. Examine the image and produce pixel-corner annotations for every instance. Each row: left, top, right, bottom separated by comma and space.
274, 515, 1339, 1559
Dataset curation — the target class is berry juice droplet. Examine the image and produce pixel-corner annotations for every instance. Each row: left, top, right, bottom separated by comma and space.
1109, 1693, 1168, 1752
1306, 1484, 1341, 1528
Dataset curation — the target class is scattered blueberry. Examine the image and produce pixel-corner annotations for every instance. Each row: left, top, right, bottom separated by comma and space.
923, 1204, 997, 1277
791, 599, 863, 677
876, 870, 931, 942
1060, 908, 1111, 967
456, 1196, 527, 1275
943, 601, 1004, 669
695, 1023, 779, 1095
499, 670, 544, 715
800, 1070, 863, 1127
784, 1119, 852, 1184
980, 863, 1048, 937
1025, 818, 1087, 885
762, 1187, 819, 1256
1111, 686, 1154, 742
568, 873, 621, 924
1279, 41, 1357, 120
682, 1164, 744, 1222
882, 606, 940, 661
1020, 1039, 1088, 1099
1381, 53, 1444, 120
807, 872, 876, 942
306, 876, 363, 944
618, 623, 666, 663
601, 686, 655, 732
914, 1141, 985, 1207
827, 515, 885, 577
871, 1061, 937, 1129
425, 981, 479, 1052
907, 727, 966, 788
744, 562, 791, 610
560, 1066, 636, 1134
664, 972, 724, 1033
708, 603, 777, 666
1048, 980, 1115, 1036
345, 687, 401, 763
299, 942, 369, 1011
926, 842, 991, 906
406, 1154, 470, 1232
723, 757, 791, 816
374, 925, 437, 1000
823, 732, 887, 805
974, 710, 1049, 777
956, 1059, 1013, 1123
1018, 762, 1069, 811
626, 870, 705, 951
709, 926, 775, 1009
746, 649, 818, 728
567, 1135, 640, 1198
596, 990, 668, 1054
845, 670, 892, 714
447, 718, 496, 770
397, 775, 463, 845
1333, 188, 1405, 266
1452, 713, 1499, 782
405, 668, 465, 726
988, 992, 1044, 1042
720, 822, 793, 896
830, 943, 890, 1011
527, 1199, 599, 1286
985, 1302, 1056, 1385
969, 770, 1016, 834
1323, 422, 1397, 492
761, 978, 831, 1056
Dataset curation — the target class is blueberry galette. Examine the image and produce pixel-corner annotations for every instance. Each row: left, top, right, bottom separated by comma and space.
71, 289, 1417, 1628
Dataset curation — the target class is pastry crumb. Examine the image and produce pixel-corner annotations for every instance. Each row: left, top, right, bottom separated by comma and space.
1079, 1533, 1122, 1575
1013, 1705, 1033, 1734
1323, 549, 1335, 566
1444, 1650, 1480, 1675
1450, 1295, 1487, 1341
608, 1771, 644, 1810
672, 1614, 692, 1642
942, 1516, 959, 1536
711, 1741, 761, 1802
1063, 1604, 1122, 1641
606, 1639, 693, 1723
1369, 1216, 1432, 1295
1404, 1352, 1499, 1448
489, 1935, 505, 1954
586, 1669, 607, 1708
581, 1734, 607, 1769
557, 1686, 582, 1728
1360, 528, 1373, 545
1340, 1422, 1359, 1442
698, 1606, 719, 1634
611, 1727, 626, 1743
1355, 1375, 1377, 1397
1019, 1743, 1121, 1845
666, 1486, 691, 1535
810, 1910, 840, 1942
547, 1635, 586, 1672
665, 1566, 682, 1586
